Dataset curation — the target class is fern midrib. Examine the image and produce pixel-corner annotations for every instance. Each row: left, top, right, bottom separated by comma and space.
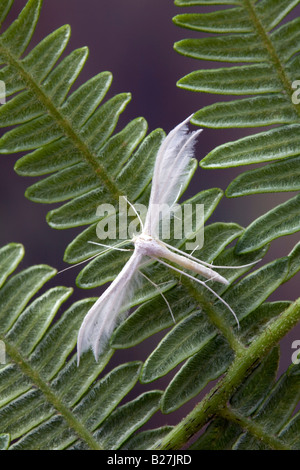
0, 43, 122, 202
244, 0, 300, 117
2, 336, 102, 450
219, 405, 292, 450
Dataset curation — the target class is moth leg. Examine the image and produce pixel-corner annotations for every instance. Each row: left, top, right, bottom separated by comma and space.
138, 270, 176, 324
155, 258, 240, 328
161, 240, 261, 271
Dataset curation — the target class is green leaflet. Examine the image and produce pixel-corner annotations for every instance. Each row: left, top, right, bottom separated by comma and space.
226, 155, 300, 196
0, 433, 10, 450
234, 362, 300, 449
258, 0, 300, 31
279, 413, 300, 450
25, 117, 148, 203
0, 243, 24, 288
201, 125, 300, 168
139, 244, 272, 384
0, 1, 13, 27
246, 362, 300, 433
190, 417, 242, 450
10, 362, 142, 450
0, 0, 41, 61
221, 257, 289, 323
162, 335, 234, 414
140, 312, 215, 384
0, 0, 163, 257
175, 1, 300, 34
29, 299, 96, 381
173, 8, 252, 33
122, 426, 173, 450
0, 29, 73, 125
286, 241, 300, 281
5, 287, 73, 356
175, 34, 267, 63
177, 64, 281, 95
0, 265, 57, 333
238, 301, 291, 346
192, 95, 298, 128
70, 391, 163, 450
0, 0, 300, 451
140, 299, 286, 389
111, 285, 198, 349
112, 233, 266, 351
75, 187, 223, 287
273, 17, 300, 63
155, 266, 288, 413
236, 195, 300, 253
230, 347, 280, 415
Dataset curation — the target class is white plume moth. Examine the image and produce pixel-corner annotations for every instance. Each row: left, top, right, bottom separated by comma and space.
77, 115, 259, 363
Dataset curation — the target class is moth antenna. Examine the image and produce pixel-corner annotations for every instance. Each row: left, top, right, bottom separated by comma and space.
123, 196, 144, 232
155, 258, 240, 328
58, 252, 101, 274
58, 240, 133, 274
88, 240, 133, 252
138, 270, 176, 324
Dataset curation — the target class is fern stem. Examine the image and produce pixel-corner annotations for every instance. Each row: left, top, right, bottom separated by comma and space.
3, 339, 102, 450
218, 406, 291, 450
157, 297, 300, 450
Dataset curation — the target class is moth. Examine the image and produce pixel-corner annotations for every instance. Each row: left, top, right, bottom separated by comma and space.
77, 115, 257, 363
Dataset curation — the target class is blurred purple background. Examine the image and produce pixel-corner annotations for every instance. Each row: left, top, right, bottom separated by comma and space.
0, 0, 300, 432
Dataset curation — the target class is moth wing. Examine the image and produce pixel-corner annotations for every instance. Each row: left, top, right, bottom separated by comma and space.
144, 115, 202, 237
77, 250, 144, 362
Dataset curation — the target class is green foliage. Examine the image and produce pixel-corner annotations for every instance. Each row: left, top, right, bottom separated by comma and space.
0, 433, 10, 450
0, 0, 299, 450
0, 237, 298, 449
0, 243, 163, 450
191, 348, 300, 450
174, 0, 300, 253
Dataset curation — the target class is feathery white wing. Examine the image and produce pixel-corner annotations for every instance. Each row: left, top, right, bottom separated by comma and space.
77, 250, 144, 362
143, 114, 202, 237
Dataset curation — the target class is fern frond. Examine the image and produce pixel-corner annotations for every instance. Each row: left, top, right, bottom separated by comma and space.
173, 0, 300, 253
1, 241, 298, 450
0, 0, 156, 233
1, 1, 300, 450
